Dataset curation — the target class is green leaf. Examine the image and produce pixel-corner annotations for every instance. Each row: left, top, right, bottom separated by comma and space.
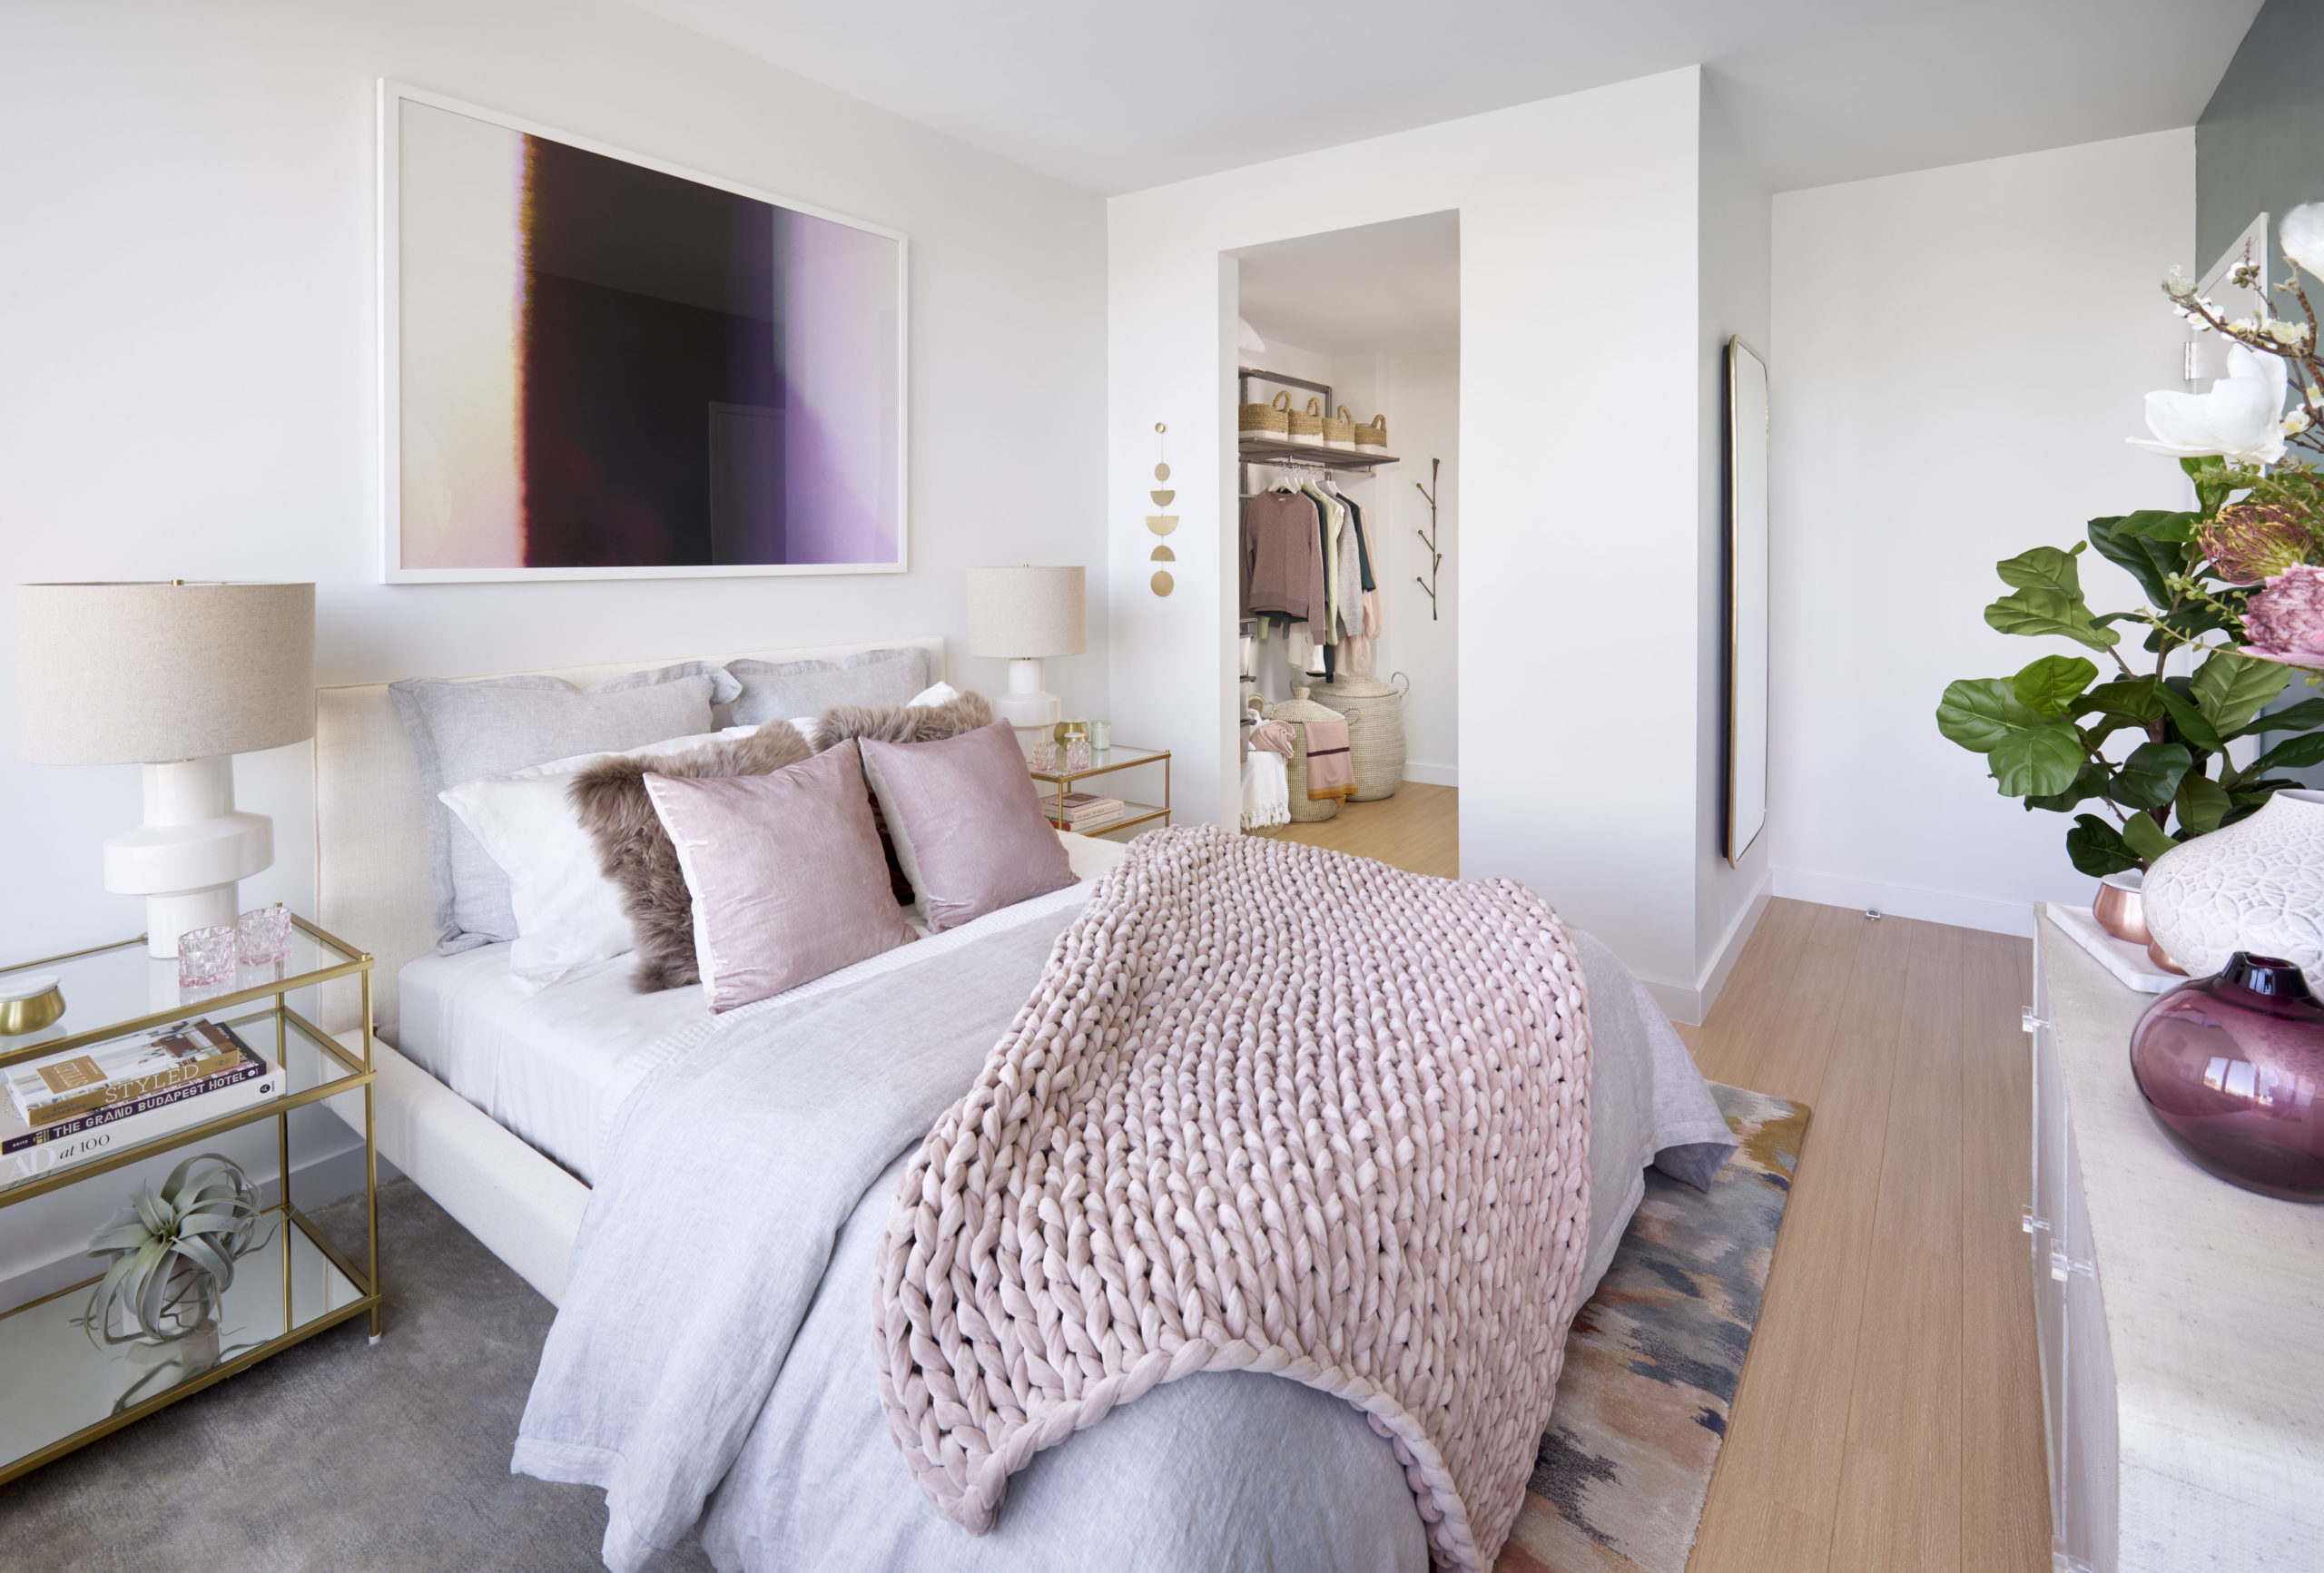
2088, 514, 2185, 610
1990, 723, 2086, 798
2013, 654, 2100, 716
2112, 742, 2192, 810
2254, 696, 2324, 733
2191, 650, 2296, 736
2080, 677, 2164, 723
2181, 455, 2240, 516
1985, 587, 2122, 650
2066, 813, 2141, 877
2155, 683, 2227, 752
2115, 508, 2200, 542
2178, 772, 2232, 834
2122, 811, 2177, 863
2238, 732, 2324, 782
1995, 544, 2088, 595
1937, 679, 2042, 753
2026, 762, 2113, 813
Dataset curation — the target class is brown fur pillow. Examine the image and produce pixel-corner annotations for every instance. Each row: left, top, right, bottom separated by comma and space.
569, 723, 812, 992
817, 689, 993, 747
817, 693, 997, 903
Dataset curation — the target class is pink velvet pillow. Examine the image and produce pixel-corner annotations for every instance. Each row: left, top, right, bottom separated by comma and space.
858, 721, 1076, 933
641, 742, 911, 1012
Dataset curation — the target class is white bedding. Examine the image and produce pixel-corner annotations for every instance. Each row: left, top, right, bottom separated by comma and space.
396, 831, 1131, 1184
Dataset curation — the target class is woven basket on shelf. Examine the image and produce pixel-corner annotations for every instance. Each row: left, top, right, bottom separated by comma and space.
1286, 396, 1325, 447
1312, 672, 1408, 801
1321, 403, 1356, 450
1239, 388, 1291, 439
1354, 414, 1387, 452
1266, 689, 1351, 821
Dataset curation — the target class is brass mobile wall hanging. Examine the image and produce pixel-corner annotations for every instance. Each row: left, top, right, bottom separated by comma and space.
1147, 422, 1175, 596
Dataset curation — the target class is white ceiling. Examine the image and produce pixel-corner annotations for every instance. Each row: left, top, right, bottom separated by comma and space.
1236, 211, 1461, 356
625, 0, 2261, 196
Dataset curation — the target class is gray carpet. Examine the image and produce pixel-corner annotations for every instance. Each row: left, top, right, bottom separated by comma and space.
0, 1178, 710, 1573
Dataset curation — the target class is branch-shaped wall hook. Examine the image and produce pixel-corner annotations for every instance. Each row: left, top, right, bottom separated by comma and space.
1413, 457, 1442, 621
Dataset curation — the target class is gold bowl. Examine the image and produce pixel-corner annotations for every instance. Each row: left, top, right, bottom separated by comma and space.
0, 974, 64, 1035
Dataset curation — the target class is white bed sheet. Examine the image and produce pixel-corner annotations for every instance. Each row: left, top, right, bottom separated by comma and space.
396, 831, 1128, 1185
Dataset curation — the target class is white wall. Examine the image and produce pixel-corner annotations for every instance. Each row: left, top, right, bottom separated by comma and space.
0, 0, 1108, 965
1768, 129, 2195, 935
1375, 350, 1460, 783
1109, 68, 1726, 1012
1696, 84, 1773, 1004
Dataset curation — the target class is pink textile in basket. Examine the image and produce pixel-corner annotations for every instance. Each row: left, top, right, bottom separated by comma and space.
1303, 717, 1355, 801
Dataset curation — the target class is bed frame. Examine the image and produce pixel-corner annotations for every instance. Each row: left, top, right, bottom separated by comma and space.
313, 637, 948, 1307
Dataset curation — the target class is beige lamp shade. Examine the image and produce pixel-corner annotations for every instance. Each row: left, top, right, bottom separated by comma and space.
16, 581, 316, 764
966, 566, 1087, 660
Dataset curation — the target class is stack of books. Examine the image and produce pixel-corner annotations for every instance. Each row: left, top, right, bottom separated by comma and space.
1047, 791, 1127, 833
2, 1018, 277, 1185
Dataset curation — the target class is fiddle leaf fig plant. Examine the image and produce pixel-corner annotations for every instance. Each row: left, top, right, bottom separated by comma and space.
1938, 208, 2324, 872
84, 1153, 267, 1346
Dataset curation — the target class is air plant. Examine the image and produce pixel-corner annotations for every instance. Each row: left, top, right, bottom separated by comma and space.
84, 1153, 268, 1346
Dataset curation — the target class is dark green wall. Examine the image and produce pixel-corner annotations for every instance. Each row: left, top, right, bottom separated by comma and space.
2199, 0, 2324, 270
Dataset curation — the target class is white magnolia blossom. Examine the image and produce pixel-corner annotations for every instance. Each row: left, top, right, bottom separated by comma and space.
2132, 343, 2290, 465
2270, 318, 2314, 345
2288, 409, 2314, 438
2285, 202, 2324, 279
2165, 264, 2197, 300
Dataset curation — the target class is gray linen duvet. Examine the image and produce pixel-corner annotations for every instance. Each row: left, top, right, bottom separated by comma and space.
514, 871, 1730, 1572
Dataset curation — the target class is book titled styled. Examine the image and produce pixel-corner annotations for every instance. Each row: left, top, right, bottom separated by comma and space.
5, 1018, 249, 1126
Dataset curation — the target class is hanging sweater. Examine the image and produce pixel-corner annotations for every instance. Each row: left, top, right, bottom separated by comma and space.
1242, 491, 1327, 623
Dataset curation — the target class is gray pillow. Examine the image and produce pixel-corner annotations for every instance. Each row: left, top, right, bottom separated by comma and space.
390, 663, 738, 950
727, 647, 930, 726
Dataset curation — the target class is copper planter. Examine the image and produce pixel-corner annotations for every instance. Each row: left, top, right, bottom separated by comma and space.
2092, 870, 2152, 946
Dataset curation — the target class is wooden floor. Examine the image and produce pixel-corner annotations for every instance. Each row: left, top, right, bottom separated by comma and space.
1275, 780, 1459, 879
1270, 791, 2052, 1570
1680, 900, 2050, 1573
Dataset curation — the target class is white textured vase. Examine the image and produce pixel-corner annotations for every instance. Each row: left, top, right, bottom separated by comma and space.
2142, 789, 2324, 988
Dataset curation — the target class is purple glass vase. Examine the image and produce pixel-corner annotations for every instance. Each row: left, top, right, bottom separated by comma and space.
2129, 952, 2324, 1202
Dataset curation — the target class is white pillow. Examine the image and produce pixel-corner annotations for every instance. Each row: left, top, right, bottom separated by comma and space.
440, 726, 751, 989
907, 682, 959, 708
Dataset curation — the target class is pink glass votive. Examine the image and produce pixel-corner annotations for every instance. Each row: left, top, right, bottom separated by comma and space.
177, 925, 237, 988
237, 904, 293, 967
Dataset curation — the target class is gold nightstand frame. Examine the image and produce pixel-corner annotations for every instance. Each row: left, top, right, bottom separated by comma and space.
0, 913, 379, 1487
1029, 745, 1172, 839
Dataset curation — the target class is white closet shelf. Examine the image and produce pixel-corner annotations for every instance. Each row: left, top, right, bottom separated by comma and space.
1236, 437, 1400, 470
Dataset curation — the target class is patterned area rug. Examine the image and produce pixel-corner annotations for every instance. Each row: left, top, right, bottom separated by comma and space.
1496, 1082, 1808, 1573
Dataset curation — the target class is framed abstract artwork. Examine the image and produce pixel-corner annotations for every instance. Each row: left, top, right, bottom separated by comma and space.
377, 83, 907, 583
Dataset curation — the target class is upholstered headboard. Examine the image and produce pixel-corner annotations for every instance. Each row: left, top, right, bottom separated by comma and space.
313, 637, 948, 1044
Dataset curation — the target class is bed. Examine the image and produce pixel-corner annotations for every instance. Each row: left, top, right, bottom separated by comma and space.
313, 638, 1733, 1572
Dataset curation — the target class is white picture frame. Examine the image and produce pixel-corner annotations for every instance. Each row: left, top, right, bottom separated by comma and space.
376, 81, 910, 584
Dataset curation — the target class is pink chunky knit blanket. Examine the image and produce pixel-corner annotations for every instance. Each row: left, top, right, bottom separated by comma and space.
872, 826, 1592, 1570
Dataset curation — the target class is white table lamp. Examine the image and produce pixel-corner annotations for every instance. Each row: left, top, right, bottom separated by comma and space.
967, 565, 1087, 737
16, 581, 315, 958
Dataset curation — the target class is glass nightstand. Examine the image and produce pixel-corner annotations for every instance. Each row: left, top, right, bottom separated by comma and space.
1029, 745, 1172, 839
0, 915, 379, 1487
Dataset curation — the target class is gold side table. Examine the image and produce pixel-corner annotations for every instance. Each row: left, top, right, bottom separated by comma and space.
1029, 745, 1171, 839
0, 915, 379, 1486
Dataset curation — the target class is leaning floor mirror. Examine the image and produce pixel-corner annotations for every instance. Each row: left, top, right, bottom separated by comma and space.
1728, 337, 1769, 866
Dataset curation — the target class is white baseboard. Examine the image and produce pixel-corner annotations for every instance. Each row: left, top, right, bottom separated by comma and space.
1402, 761, 1457, 787
1771, 867, 2036, 938
1696, 882, 1773, 1020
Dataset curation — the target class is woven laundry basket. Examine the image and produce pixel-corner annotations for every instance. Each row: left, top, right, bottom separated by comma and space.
1239, 388, 1291, 439
1267, 689, 1346, 822
1313, 672, 1408, 801
1353, 414, 1387, 452
1287, 396, 1326, 447
1322, 403, 1356, 449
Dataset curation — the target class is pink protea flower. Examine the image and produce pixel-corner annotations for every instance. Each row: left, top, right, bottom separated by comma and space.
2202, 503, 2311, 584
2243, 563, 2324, 666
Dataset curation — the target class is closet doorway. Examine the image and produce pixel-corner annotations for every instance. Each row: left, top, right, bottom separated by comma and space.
1233, 211, 1458, 878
